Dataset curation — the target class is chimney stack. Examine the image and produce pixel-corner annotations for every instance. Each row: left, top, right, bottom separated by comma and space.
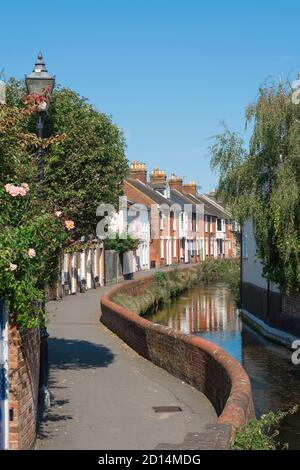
169, 173, 183, 192
182, 181, 197, 197
130, 161, 147, 184
150, 168, 167, 185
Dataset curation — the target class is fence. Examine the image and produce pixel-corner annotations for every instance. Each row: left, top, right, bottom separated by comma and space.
45, 245, 136, 300
104, 250, 134, 285
45, 244, 104, 300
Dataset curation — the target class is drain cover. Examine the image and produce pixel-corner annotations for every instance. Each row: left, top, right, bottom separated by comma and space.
153, 406, 182, 413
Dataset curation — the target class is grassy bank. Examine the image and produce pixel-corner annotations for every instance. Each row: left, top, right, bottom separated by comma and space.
112, 259, 240, 316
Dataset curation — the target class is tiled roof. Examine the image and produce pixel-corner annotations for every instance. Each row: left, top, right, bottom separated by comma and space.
126, 178, 172, 206
202, 194, 231, 217
170, 189, 198, 211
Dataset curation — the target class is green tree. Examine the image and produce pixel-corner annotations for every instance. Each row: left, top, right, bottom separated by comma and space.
5, 80, 129, 238
210, 81, 300, 292
0, 95, 67, 328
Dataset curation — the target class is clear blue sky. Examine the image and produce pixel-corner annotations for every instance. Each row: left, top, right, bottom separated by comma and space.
1, 0, 299, 192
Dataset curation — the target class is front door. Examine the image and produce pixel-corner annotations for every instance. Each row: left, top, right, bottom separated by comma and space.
0, 300, 8, 449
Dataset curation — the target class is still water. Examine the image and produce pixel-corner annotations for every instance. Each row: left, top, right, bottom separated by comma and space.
146, 283, 300, 449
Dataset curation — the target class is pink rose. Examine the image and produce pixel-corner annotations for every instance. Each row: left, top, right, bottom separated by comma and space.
55, 210, 62, 218
4, 183, 29, 197
28, 248, 36, 258
65, 220, 75, 231
9, 263, 18, 271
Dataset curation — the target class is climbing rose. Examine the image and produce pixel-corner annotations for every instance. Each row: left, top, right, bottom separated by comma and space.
9, 263, 17, 271
55, 210, 62, 218
65, 220, 75, 231
28, 248, 36, 258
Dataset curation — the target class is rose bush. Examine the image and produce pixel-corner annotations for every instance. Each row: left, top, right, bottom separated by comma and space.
0, 92, 68, 327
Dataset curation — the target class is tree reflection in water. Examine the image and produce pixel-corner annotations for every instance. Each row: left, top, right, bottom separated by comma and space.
146, 283, 300, 449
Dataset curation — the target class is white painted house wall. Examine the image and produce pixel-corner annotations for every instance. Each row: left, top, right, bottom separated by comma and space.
242, 219, 280, 293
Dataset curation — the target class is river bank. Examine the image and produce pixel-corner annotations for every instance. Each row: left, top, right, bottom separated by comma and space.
146, 281, 300, 450
100, 261, 255, 450
111, 259, 240, 317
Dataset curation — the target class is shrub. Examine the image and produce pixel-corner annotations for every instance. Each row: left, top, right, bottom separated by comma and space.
232, 406, 298, 450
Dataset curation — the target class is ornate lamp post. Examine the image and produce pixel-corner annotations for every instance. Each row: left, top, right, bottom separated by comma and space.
25, 52, 55, 184
25, 53, 55, 408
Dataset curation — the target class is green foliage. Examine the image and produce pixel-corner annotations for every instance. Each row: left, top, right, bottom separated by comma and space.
4, 81, 129, 238
0, 185, 67, 328
210, 81, 300, 292
104, 233, 140, 254
1, 79, 128, 328
232, 406, 298, 450
43, 87, 128, 238
155, 271, 167, 287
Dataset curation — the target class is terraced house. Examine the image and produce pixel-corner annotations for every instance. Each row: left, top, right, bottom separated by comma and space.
122, 162, 237, 270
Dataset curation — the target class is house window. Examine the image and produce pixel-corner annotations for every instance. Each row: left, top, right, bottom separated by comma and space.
180, 239, 184, 258
205, 216, 208, 232
191, 240, 194, 257
205, 240, 209, 256
173, 213, 177, 231
160, 238, 164, 258
217, 218, 222, 231
160, 212, 164, 230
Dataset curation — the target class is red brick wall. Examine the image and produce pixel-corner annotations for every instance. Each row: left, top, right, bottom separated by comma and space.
101, 269, 255, 447
9, 325, 40, 450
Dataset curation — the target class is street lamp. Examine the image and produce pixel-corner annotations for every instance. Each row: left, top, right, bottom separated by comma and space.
25, 52, 55, 184
25, 52, 55, 409
25, 52, 55, 97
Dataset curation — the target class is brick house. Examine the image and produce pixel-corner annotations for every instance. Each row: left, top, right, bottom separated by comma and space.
201, 192, 238, 258
124, 163, 175, 268
0, 300, 40, 450
125, 163, 237, 266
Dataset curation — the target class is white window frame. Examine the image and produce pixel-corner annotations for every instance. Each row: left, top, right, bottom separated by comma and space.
173, 238, 177, 257
173, 213, 177, 231
160, 238, 164, 258
160, 211, 164, 230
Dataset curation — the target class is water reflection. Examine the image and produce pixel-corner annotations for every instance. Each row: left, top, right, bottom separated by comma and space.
146, 283, 300, 449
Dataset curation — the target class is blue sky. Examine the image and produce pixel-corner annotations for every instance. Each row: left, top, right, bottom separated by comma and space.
1, 0, 299, 192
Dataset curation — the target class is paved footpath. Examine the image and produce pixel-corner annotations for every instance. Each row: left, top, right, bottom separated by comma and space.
36, 272, 216, 450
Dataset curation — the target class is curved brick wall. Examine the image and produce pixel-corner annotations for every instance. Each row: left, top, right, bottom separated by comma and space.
100, 270, 255, 449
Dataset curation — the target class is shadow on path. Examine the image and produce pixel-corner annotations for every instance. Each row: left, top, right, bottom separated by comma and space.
48, 337, 115, 370
37, 337, 115, 441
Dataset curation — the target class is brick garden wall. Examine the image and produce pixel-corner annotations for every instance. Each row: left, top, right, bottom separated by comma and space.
8, 325, 40, 450
242, 282, 300, 338
100, 269, 255, 449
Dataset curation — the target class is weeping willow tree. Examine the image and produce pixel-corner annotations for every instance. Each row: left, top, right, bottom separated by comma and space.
210, 80, 300, 292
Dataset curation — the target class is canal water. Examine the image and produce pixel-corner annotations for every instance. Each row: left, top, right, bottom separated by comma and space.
145, 283, 300, 449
